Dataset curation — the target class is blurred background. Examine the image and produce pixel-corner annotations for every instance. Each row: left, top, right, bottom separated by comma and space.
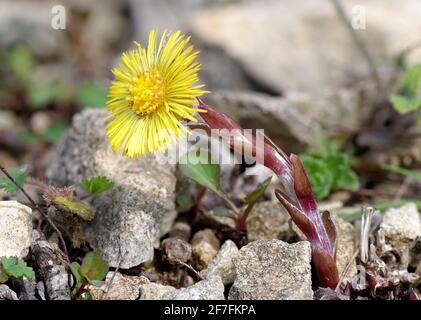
1, 0, 421, 202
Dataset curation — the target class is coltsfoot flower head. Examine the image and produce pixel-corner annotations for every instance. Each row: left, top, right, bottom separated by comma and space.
106, 29, 207, 158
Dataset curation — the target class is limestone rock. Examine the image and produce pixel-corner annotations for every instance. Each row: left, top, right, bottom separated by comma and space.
89, 272, 148, 300
379, 203, 421, 269
139, 281, 177, 300
46, 109, 178, 268
0, 201, 32, 258
203, 88, 376, 153
191, 229, 220, 271
246, 201, 293, 242
228, 240, 313, 300
192, 0, 421, 93
380, 203, 421, 245
200, 240, 239, 285
162, 274, 225, 300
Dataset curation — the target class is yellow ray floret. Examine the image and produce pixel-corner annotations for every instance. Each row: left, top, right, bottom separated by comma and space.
106, 29, 208, 158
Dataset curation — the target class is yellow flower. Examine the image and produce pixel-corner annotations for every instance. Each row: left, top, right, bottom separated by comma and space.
106, 30, 207, 158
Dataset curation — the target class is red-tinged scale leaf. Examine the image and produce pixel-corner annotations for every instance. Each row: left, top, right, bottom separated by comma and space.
321, 210, 337, 258
290, 154, 318, 214
197, 99, 242, 131
312, 248, 340, 289
197, 99, 289, 176
275, 189, 318, 242
196, 100, 339, 290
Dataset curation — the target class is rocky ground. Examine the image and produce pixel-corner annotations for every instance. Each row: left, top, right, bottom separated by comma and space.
0, 0, 421, 300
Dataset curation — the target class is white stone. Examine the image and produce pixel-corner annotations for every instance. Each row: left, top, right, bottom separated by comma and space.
0, 201, 32, 258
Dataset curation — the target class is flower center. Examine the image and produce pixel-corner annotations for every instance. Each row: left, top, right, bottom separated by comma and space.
128, 70, 165, 116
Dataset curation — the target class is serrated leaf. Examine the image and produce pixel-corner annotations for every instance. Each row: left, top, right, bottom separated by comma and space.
326, 154, 359, 191
82, 176, 115, 196
390, 95, 421, 114
402, 63, 421, 97
0, 257, 34, 280
301, 155, 333, 200
244, 176, 272, 205
76, 82, 107, 108
176, 194, 194, 210
0, 169, 27, 193
54, 195, 95, 221
309, 134, 344, 157
80, 252, 109, 283
383, 164, 421, 181
179, 151, 225, 198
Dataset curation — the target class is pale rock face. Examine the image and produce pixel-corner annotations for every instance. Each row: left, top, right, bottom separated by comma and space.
0, 201, 33, 258
89, 272, 148, 300
139, 281, 178, 300
246, 201, 293, 242
200, 240, 239, 285
47, 109, 178, 268
380, 203, 421, 244
191, 229, 221, 271
379, 203, 421, 269
229, 240, 313, 300
203, 88, 376, 154
161, 274, 225, 300
191, 0, 421, 93
139, 275, 225, 300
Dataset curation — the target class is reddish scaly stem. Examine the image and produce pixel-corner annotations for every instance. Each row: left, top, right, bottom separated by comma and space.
195, 100, 339, 289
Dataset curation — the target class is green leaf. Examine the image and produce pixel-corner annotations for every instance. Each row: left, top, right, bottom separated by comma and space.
244, 176, 272, 205
82, 176, 115, 196
70, 262, 82, 286
76, 82, 107, 108
213, 206, 234, 218
0, 257, 34, 280
179, 151, 225, 198
325, 154, 359, 191
27, 82, 60, 109
390, 95, 421, 114
54, 195, 95, 221
383, 164, 421, 181
80, 252, 109, 283
401, 63, 421, 97
0, 267, 9, 283
70, 261, 83, 296
41, 123, 68, 142
176, 194, 194, 211
301, 155, 333, 200
0, 169, 27, 193
309, 134, 344, 157
20, 123, 68, 144
8, 45, 34, 82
